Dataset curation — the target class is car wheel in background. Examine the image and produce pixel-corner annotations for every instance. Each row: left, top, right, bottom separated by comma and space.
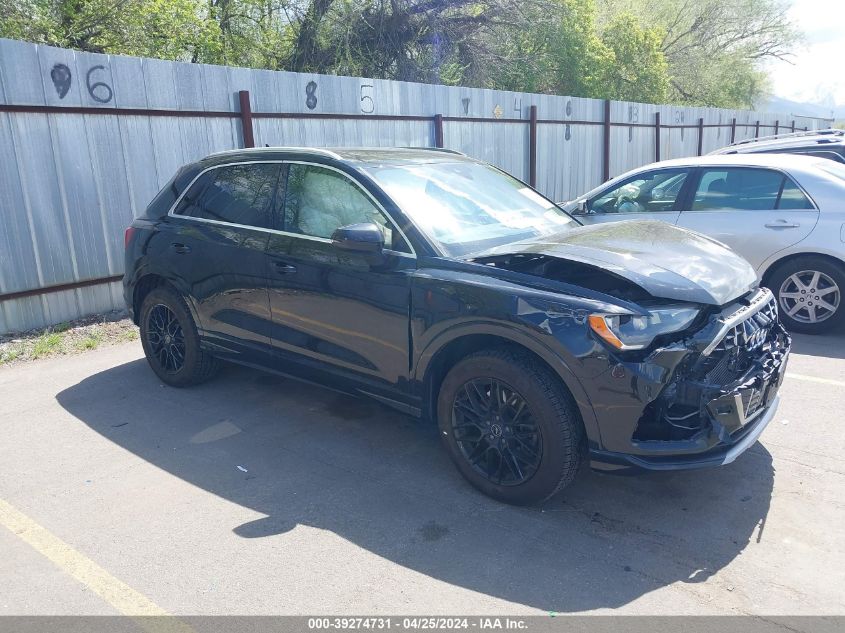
436, 348, 584, 505
139, 286, 220, 387
767, 256, 845, 334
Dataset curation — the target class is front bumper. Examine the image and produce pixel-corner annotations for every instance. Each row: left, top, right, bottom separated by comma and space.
583, 288, 790, 472
590, 394, 780, 471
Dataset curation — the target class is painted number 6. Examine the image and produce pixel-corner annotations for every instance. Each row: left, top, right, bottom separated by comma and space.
86, 65, 113, 103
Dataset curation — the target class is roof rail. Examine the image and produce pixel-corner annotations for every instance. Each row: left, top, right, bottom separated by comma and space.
401, 146, 466, 156
206, 146, 344, 160
728, 128, 843, 147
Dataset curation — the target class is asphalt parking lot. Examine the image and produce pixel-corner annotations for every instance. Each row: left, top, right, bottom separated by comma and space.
1, 329, 843, 616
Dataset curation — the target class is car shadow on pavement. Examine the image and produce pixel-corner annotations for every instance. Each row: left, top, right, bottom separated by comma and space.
57, 358, 774, 613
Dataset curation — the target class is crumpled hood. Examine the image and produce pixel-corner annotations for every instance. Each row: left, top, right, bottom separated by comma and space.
475, 220, 758, 306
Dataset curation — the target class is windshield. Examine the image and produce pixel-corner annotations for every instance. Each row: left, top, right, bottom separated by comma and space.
364, 161, 577, 257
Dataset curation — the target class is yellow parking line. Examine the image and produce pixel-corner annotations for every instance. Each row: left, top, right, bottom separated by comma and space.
0, 497, 193, 633
787, 372, 845, 388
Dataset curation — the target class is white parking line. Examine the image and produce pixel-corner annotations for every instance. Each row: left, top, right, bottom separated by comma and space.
787, 372, 845, 388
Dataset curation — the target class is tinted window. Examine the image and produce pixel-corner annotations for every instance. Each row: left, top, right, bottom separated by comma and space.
778, 179, 814, 209
284, 164, 409, 252
591, 169, 688, 214
175, 163, 280, 229
692, 168, 783, 211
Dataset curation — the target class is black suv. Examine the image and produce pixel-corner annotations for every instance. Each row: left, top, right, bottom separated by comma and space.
124, 147, 790, 504
711, 128, 845, 163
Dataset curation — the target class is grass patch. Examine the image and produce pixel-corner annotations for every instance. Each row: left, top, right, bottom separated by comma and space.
75, 333, 102, 351
120, 328, 140, 342
0, 348, 21, 364
0, 311, 138, 366
32, 332, 64, 358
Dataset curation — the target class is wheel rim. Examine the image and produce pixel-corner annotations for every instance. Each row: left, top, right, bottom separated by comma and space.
778, 270, 841, 324
451, 378, 542, 487
146, 304, 186, 373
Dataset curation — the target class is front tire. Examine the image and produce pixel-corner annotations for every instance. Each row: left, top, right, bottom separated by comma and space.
139, 286, 219, 387
767, 256, 845, 334
436, 348, 584, 505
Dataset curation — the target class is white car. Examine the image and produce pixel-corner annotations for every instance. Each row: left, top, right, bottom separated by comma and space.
562, 154, 845, 334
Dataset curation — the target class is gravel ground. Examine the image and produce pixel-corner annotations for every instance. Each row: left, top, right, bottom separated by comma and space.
0, 311, 138, 366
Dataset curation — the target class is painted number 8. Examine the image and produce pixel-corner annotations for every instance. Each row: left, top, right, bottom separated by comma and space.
305, 81, 318, 110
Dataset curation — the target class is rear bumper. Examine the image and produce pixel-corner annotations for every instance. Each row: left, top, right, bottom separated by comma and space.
589, 394, 780, 472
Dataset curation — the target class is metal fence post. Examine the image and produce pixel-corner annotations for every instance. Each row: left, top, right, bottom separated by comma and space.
730, 118, 737, 143
791, 120, 796, 133
655, 112, 661, 162
529, 105, 538, 188
602, 100, 611, 181
775, 120, 779, 135
239, 90, 255, 148
433, 114, 444, 148
697, 117, 704, 156
755, 120, 760, 137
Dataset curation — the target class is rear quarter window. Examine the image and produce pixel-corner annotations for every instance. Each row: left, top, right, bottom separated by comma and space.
173, 163, 282, 229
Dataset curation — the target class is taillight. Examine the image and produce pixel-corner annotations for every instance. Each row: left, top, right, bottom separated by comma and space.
124, 226, 137, 249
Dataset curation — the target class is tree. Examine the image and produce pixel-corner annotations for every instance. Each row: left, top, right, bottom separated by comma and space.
0, 0, 798, 108
0, 0, 223, 61
599, 0, 800, 107
489, 0, 669, 104
596, 13, 669, 103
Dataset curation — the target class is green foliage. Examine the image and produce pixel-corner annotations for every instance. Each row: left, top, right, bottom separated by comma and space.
0, 0, 799, 108
0, 0, 223, 61
489, 1, 668, 104
602, 0, 799, 108
596, 13, 669, 103
32, 332, 63, 358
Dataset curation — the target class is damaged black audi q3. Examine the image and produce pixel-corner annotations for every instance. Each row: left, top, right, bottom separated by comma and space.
124, 147, 791, 505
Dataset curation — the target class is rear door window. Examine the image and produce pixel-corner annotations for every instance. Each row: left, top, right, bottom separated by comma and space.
691, 168, 812, 211
174, 163, 282, 229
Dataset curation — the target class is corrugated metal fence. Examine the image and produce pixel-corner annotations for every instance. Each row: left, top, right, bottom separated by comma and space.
0, 38, 831, 334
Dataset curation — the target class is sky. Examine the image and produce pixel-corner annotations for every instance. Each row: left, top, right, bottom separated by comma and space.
767, 0, 845, 107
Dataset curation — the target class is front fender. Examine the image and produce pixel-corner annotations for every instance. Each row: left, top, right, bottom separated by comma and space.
413, 319, 603, 449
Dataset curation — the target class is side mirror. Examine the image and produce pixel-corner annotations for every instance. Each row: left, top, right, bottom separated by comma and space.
573, 200, 589, 215
331, 222, 384, 254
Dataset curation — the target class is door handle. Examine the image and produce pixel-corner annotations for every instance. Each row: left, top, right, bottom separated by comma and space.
271, 261, 297, 274
765, 221, 800, 229
170, 242, 191, 254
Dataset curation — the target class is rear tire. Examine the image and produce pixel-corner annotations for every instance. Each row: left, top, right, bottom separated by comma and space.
436, 348, 584, 505
139, 286, 219, 387
767, 256, 845, 334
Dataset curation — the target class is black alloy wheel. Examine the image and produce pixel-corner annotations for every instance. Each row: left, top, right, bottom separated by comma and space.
139, 286, 219, 387
437, 348, 584, 505
451, 378, 543, 486
146, 304, 186, 373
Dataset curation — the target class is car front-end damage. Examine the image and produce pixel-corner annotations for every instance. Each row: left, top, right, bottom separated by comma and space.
586, 287, 790, 471
470, 221, 791, 472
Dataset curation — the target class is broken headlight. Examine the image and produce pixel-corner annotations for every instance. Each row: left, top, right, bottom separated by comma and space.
588, 305, 699, 351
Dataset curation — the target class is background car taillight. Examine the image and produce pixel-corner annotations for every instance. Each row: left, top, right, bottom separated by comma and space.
124, 226, 137, 249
